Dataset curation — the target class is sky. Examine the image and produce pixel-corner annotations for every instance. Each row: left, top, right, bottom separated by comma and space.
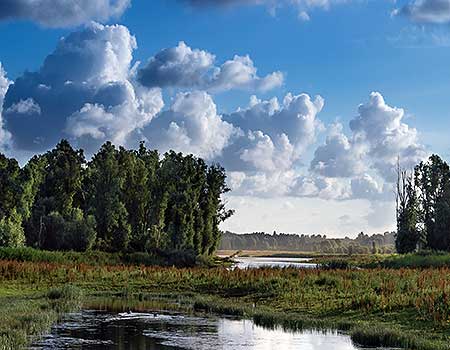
1, 0, 450, 237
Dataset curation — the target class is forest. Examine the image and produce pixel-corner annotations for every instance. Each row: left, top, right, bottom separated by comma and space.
219, 231, 395, 254
0, 140, 233, 256
396, 154, 450, 253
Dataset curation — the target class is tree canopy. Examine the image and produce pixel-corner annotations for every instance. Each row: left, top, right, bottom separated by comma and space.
396, 154, 450, 253
0, 140, 233, 256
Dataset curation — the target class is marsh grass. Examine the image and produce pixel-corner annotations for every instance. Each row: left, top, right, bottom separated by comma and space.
313, 251, 450, 270
381, 252, 450, 269
350, 325, 449, 350
0, 247, 202, 268
0, 285, 83, 350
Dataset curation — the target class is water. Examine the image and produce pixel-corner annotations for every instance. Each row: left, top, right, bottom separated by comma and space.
232, 256, 317, 269
30, 310, 387, 350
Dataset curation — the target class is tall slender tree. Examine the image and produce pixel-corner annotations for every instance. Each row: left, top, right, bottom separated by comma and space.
86, 142, 130, 252
0, 154, 26, 247
415, 155, 450, 250
396, 165, 419, 254
26, 140, 88, 249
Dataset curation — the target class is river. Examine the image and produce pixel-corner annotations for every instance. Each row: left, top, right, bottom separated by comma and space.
30, 310, 390, 350
232, 256, 317, 269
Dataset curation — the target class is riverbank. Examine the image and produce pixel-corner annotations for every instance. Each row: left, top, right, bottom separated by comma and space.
1, 257, 450, 349
0, 285, 83, 349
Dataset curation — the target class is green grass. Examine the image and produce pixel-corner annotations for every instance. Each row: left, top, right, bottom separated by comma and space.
0, 285, 83, 350
0, 246, 202, 267
380, 251, 450, 269
312, 251, 450, 270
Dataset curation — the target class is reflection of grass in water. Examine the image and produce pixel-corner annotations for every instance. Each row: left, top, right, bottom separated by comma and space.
84, 294, 194, 314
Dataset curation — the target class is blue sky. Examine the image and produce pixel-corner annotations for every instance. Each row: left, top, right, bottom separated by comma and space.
1, 0, 450, 236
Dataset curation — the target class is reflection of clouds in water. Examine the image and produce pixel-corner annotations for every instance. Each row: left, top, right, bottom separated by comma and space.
218, 319, 358, 350
146, 317, 364, 350
232, 257, 317, 270
32, 310, 380, 350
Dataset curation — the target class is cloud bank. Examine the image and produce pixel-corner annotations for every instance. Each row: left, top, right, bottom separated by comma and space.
3, 22, 163, 153
0, 23, 428, 228
0, 0, 130, 27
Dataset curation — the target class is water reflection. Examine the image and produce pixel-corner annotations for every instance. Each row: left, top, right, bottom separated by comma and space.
30, 310, 386, 350
233, 256, 317, 269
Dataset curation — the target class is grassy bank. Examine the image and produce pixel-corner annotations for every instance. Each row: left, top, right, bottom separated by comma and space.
0, 246, 220, 268
312, 251, 450, 269
1, 252, 450, 349
0, 285, 83, 350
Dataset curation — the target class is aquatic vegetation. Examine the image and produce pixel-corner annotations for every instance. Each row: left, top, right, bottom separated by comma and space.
350, 325, 448, 350
0, 285, 83, 350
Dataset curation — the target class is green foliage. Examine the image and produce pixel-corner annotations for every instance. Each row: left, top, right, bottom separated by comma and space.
396, 167, 419, 253
0, 210, 25, 248
24, 140, 87, 250
41, 209, 96, 251
0, 154, 22, 219
0, 154, 27, 248
396, 154, 450, 254
414, 155, 450, 250
0, 140, 233, 257
87, 142, 131, 252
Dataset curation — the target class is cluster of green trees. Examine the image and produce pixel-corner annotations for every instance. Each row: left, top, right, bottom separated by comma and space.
396, 155, 450, 253
220, 231, 395, 254
0, 140, 233, 255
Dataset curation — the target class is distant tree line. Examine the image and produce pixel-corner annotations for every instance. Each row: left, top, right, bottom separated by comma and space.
396, 154, 450, 253
0, 140, 233, 255
220, 231, 395, 254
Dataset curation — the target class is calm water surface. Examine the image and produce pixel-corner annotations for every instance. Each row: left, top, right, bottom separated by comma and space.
232, 256, 317, 269
30, 310, 389, 350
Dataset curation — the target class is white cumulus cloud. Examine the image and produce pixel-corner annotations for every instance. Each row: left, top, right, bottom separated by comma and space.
5, 98, 41, 115
3, 23, 163, 153
133, 91, 237, 160
311, 122, 364, 178
137, 42, 283, 93
350, 92, 427, 181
